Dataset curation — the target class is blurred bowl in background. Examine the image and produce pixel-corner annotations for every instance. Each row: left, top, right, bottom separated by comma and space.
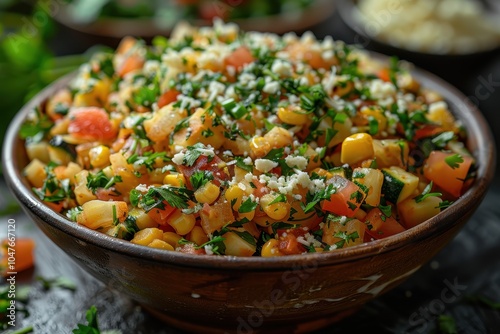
337, 0, 500, 67
52, 0, 336, 38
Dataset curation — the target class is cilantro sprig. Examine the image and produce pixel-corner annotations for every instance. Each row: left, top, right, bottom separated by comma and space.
138, 186, 193, 211
414, 182, 442, 203
445, 153, 464, 169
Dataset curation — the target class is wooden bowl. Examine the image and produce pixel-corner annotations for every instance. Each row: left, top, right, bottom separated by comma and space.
2, 54, 495, 333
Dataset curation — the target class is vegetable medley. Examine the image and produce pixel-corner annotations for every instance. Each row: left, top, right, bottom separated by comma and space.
21, 21, 475, 257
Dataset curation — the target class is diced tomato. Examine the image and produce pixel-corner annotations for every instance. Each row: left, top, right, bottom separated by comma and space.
321, 176, 365, 217
95, 188, 122, 201
45, 201, 64, 213
414, 125, 445, 140
200, 202, 235, 235
147, 202, 176, 225
177, 155, 229, 188
2, 238, 35, 276
363, 208, 405, 241
224, 46, 254, 70
68, 107, 117, 141
117, 54, 144, 77
377, 68, 391, 82
423, 151, 473, 198
157, 90, 180, 109
277, 228, 307, 255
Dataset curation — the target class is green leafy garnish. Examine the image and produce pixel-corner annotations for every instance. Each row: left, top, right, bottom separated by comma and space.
182, 143, 213, 167
140, 186, 193, 211
126, 152, 169, 171
19, 108, 53, 143
333, 231, 359, 249
72, 305, 100, 334
190, 170, 214, 190
414, 182, 442, 203
86, 171, 122, 193
235, 156, 253, 172
445, 153, 464, 169
238, 197, 258, 213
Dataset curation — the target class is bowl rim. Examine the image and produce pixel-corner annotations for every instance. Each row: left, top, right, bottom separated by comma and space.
2, 51, 496, 271
336, 0, 500, 57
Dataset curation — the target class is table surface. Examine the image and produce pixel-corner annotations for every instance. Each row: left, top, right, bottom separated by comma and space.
2, 8, 500, 334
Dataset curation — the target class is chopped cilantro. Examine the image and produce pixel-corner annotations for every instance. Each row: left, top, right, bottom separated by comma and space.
432, 131, 455, 148
269, 194, 287, 205
86, 171, 122, 193
378, 204, 392, 218
368, 116, 379, 135
303, 183, 336, 214
445, 153, 464, 169
72, 305, 100, 334
414, 182, 442, 203
182, 143, 212, 167
239, 197, 258, 213
140, 186, 193, 211
333, 231, 359, 249
235, 156, 253, 172
19, 107, 53, 143
190, 170, 214, 190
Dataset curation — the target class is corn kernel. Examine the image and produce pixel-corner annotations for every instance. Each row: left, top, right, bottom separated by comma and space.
261, 238, 283, 257
187, 226, 209, 246
148, 239, 175, 251
163, 173, 186, 187
260, 194, 290, 221
194, 181, 220, 204
163, 232, 182, 248
277, 106, 308, 125
131, 228, 164, 246
225, 185, 244, 211
341, 133, 374, 165
168, 210, 196, 235
129, 207, 158, 230
89, 145, 111, 168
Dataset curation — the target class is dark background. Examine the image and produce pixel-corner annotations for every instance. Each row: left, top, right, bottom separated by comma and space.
1, 2, 500, 333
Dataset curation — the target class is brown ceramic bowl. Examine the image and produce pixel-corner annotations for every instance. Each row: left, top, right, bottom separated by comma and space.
2, 53, 496, 333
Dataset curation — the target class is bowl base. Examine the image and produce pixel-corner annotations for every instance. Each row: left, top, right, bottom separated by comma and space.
142, 305, 360, 333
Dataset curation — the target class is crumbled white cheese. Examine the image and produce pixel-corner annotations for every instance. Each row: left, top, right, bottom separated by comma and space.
255, 159, 278, 173
172, 152, 185, 165
285, 155, 308, 171
263, 81, 280, 94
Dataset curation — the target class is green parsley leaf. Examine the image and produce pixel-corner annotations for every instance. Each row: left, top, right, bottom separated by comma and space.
271, 222, 299, 235
19, 108, 53, 143
235, 156, 253, 172
239, 197, 258, 213
221, 98, 248, 119
190, 170, 214, 190
232, 230, 256, 247
129, 189, 141, 207
72, 305, 100, 334
269, 194, 287, 205
333, 231, 359, 249
87, 171, 122, 193
182, 143, 212, 167
378, 204, 392, 218
445, 153, 464, 169
414, 182, 442, 203
140, 186, 193, 211
368, 116, 379, 135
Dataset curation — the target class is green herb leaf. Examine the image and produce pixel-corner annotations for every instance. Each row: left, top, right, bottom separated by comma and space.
37, 276, 77, 292
445, 153, 464, 169
190, 170, 214, 190
140, 186, 193, 211
239, 197, 258, 213
414, 181, 442, 203
72, 305, 100, 334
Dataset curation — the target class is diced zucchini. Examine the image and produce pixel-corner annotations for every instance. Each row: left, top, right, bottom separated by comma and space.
381, 166, 419, 203
353, 167, 384, 206
329, 165, 353, 180
48, 136, 77, 165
